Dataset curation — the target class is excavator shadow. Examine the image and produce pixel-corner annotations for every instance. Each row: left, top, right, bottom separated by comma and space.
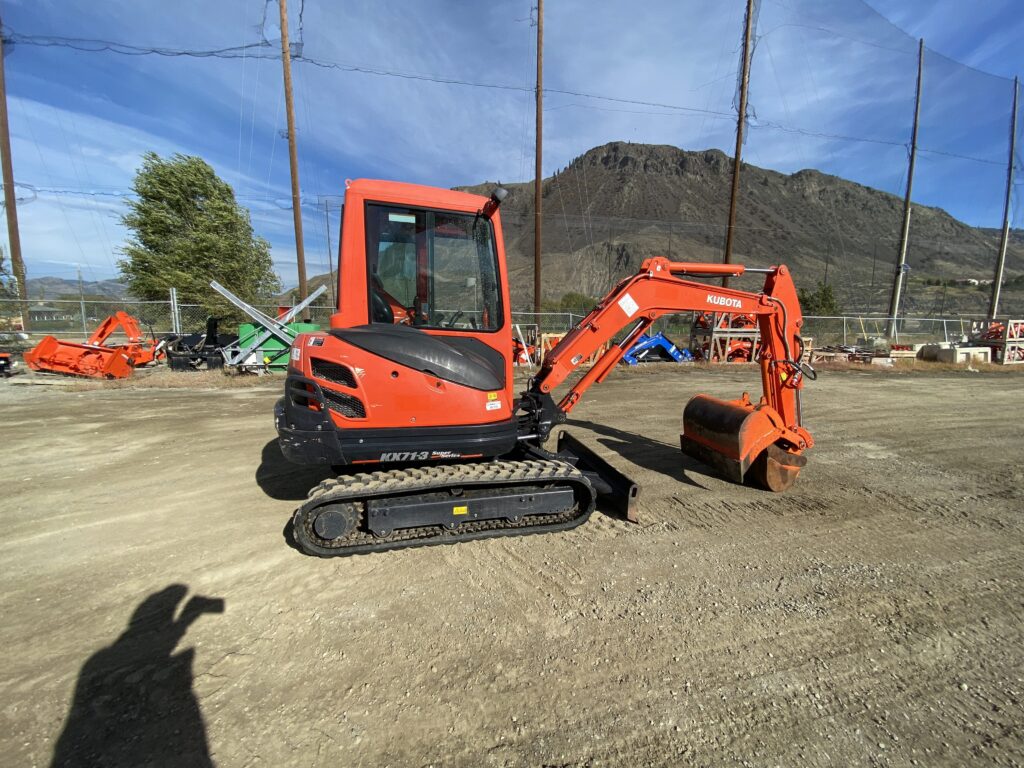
256, 439, 334, 501
566, 419, 712, 490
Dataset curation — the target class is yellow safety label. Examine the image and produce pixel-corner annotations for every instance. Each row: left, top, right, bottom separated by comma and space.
453, 505, 469, 515
487, 392, 498, 401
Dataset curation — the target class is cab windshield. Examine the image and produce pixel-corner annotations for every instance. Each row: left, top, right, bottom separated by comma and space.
365, 203, 503, 331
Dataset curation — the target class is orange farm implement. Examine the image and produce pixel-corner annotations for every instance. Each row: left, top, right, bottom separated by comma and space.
23, 312, 164, 379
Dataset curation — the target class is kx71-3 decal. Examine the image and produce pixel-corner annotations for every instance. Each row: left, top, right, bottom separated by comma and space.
379, 450, 464, 462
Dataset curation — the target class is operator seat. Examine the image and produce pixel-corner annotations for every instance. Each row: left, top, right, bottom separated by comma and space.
370, 274, 395, 324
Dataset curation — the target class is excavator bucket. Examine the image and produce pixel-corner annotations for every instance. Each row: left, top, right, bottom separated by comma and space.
680, 393, 806, 492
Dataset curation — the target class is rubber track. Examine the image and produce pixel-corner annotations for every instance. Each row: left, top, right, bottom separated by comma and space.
292, 459, 595, 557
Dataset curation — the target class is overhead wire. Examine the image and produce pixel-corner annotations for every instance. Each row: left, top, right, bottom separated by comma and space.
10, 24, 1014, 172
3, 28, 738, 118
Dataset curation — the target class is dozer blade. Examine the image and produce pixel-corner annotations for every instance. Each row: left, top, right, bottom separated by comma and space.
556, 431, 640, 522
680, 393, 805, 492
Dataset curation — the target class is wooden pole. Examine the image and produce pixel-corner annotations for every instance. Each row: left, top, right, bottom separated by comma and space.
325, 199, 336, 309
988, 76, 1019, 321
533, 0, 544, 315
722, 0, 755, 289
886, 38, 924, 339
0, 18, 28, 328
278, 0, 308, 311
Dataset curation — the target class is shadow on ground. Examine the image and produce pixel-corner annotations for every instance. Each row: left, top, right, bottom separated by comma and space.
50, 585, 225, 768
566, 419, 713, 489
256, 439, 333, 500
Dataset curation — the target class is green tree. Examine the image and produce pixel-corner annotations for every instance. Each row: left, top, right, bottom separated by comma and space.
798, 281, 841, 316
541, 291, 599, 313
118, 152, 280, 317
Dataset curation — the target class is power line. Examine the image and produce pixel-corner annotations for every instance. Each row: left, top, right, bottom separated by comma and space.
3, 28, 737, 119
13, 25, 1017, 170
749, 119, 905, 147
3, 31, 273, 58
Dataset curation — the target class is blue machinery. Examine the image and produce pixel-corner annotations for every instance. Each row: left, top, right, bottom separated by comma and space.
621, 332, 692, 366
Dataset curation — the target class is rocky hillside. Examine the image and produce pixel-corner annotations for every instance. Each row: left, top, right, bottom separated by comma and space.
461, 142, 1023, 315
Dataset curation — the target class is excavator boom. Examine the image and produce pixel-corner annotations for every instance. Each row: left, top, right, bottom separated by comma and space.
520, 256, 814, 491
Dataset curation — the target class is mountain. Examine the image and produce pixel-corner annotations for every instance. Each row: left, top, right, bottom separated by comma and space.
460, 142, 1023, 316
278, 271, 338, 306
26, 276, 129, 300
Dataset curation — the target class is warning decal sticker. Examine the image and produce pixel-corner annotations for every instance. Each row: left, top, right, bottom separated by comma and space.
617, 292, 639, 318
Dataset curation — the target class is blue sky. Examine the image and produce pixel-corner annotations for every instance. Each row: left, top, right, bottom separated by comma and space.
2, 0, 1022, 286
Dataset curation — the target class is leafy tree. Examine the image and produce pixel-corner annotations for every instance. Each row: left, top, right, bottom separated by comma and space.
798, 281, 841, 316
118, 152, 280, 318
541, 291, 599, 313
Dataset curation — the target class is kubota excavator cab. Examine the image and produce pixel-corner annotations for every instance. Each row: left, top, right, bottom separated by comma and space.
276, 179, 520, 468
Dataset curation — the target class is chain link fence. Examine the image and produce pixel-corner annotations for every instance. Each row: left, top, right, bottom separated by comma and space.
1, 295, 992, 355
0, 298, 337, 342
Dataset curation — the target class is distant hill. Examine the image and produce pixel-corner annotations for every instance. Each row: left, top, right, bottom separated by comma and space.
277, 271, 337, 307
26, 276, 129, 300
459, 142, 1023, 316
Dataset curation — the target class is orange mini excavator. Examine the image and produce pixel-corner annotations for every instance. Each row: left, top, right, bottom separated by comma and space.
277, 180, 815, 556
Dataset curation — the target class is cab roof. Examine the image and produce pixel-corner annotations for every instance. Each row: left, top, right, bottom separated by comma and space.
344, 178, 491, 212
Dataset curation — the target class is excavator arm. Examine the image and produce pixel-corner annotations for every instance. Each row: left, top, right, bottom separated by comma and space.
519, 257, 814, 492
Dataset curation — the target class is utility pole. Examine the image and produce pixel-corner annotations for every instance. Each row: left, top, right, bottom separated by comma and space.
988, 75, 1018, 321
722, 0, 756, 289
0, 16, 28, 328
886, 38, 924, 339
278, 0, 308, 312
324, 199, 336, 309
533, 0, 544, 315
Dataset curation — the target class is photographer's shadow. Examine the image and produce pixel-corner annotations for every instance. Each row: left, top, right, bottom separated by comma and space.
50, 584, 225, 768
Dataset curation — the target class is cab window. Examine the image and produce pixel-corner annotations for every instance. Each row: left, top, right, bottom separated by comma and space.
365, 203, 502, 331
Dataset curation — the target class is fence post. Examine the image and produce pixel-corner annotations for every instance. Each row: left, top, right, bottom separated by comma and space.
169, 288, 181, 335
942, 319, 948, 343
79, 294, 87, 338
843, 317, 847, 346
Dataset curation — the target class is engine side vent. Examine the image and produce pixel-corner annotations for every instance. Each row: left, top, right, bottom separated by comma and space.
322, 389, 366, 419
311, 358, 357, 388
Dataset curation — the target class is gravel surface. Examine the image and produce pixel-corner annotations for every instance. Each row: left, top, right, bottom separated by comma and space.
1, 366, 1022, 767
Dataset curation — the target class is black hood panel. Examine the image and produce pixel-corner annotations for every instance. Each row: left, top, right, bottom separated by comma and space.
330, 324, 505, 391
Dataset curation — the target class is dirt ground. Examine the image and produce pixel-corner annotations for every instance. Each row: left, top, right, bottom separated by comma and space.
1, 365, 1022, 767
